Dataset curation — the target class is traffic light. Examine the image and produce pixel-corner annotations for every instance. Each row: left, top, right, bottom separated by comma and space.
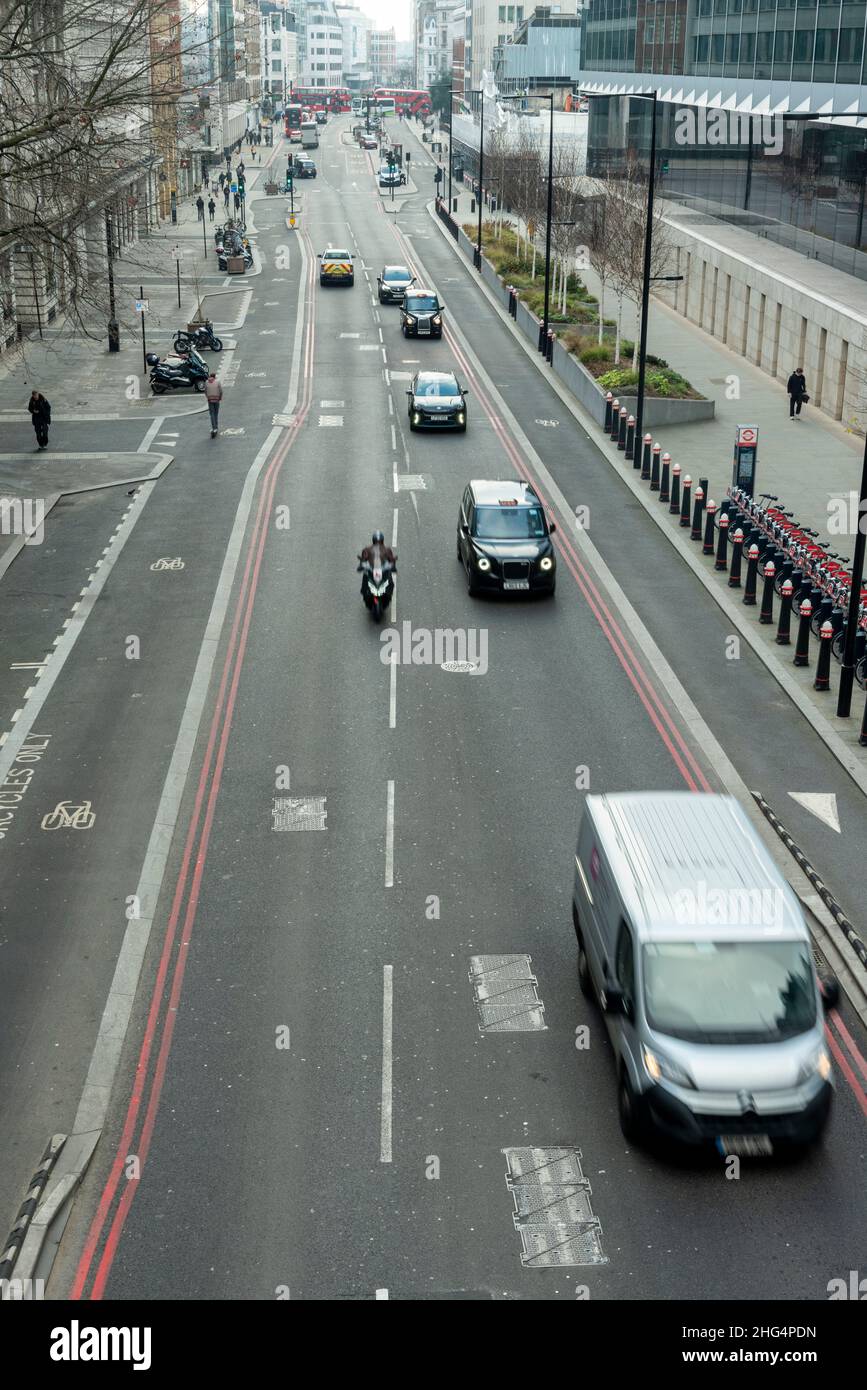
661, 159, 669, 174
435, 167, 443, 184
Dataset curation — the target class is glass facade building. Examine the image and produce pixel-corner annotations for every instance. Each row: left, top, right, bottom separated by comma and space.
582, 0, 867, 278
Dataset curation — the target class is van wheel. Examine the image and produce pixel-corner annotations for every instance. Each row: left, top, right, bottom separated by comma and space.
576, 935, 592, 999
618, 1070, 644, 1145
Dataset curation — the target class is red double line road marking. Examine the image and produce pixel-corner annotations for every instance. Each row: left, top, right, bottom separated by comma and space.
72, 231, 317, 1300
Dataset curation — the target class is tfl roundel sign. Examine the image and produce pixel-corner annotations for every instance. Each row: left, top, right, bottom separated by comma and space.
736, 425, 758, 445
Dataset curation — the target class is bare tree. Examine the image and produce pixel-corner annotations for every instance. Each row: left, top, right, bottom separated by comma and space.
606, 157, 671, 368
0, 0, 216, 332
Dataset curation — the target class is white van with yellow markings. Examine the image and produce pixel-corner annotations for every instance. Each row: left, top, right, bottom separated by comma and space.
318, 248, 355, 286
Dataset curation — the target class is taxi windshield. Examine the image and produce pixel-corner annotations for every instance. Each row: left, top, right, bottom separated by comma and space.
406, 295, 438, 313
474, 506, 547, 539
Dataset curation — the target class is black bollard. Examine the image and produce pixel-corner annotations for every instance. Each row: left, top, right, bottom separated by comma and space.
660, 452, 671, 502
860, 686, 867, 747
728, 528, 744, 587
814, 621, 833, 691
617, 407, 627, 450
691, 486, 705, 541
830, 605, 845, 637
776, 580, 794, 644
626, 414, 636, 462
609, 399, 620, 441
669, 463, 682, 515
680, 474, 692, 527
641, 433, 652, 480
650, 443, 661, 491
702, 500, 717, 555
793, 600, 812, 667
715, 513, 730, 571
604, 391, 613, 433
743, 543, 760, 604
759, 561, 775, 623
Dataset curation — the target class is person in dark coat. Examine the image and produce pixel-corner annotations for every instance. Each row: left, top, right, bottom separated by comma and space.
195, 195, 205, 221
787, 367, 807, 419
28, 391, 51, 448
207, 197, 216, 221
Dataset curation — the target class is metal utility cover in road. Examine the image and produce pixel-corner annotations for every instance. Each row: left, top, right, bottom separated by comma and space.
395, 475, 427, 491
272, 796, 327, 831
469, 956, 546, 1032
502, 1147, 607, 1268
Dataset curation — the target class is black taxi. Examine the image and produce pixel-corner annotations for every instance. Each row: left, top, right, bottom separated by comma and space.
457, 479, 557, 596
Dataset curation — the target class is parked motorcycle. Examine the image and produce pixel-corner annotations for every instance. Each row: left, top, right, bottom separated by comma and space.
173, 320, 223, 353
358, 554, 396, 623
147, 348, 209, 395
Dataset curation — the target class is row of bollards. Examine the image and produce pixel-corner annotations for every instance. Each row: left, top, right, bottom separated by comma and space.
600, 389, 867, 744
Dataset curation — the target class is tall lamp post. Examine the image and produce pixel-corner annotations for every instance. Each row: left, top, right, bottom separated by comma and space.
468, 88, 485, 269
444, 86, 454, 214
497, 90, 554, 354
105, 208, 119, 352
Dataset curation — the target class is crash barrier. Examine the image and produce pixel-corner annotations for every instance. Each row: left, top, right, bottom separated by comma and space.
435, 197, 459, 241
595, 406, 867, 747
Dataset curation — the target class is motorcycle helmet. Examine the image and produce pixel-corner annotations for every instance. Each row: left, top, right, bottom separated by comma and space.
145, 352, 160, 366
372, 530, 385, 544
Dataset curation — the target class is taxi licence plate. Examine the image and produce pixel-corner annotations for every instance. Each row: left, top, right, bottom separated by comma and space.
716, 1134, 773, 1157
503, 580, 529, 591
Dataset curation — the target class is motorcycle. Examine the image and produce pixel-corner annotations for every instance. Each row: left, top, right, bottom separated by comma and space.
358, 553, 396, 623
147, 348, 209, 395
173, 319, 223, 353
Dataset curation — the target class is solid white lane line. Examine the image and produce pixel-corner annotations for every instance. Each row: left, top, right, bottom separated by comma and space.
139, 416, 164, 453
380, 964, 393, 1163
389, 657, 397, 730
385, 779, 395, 888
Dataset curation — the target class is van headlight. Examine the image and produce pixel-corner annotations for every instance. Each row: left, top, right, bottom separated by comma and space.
797, 1046, 832, 1085
412, 412, 420, 424
539, 556, 554, 572
457, 412, 465, 424
476, 556, 491, 571
643, 1045, 694, 1089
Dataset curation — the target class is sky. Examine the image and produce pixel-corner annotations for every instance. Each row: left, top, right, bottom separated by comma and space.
358, 0, 412, 42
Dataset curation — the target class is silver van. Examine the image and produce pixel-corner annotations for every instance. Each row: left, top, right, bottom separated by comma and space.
572, 793, 836, 1154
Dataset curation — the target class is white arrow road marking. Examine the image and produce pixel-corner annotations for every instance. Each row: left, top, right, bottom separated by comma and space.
788, 793, 841, 833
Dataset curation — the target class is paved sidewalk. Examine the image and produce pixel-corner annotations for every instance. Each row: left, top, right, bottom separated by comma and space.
436, 149, 864, 553
0, 141, 289, 422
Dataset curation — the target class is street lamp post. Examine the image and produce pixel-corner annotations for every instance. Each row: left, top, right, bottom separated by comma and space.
632, 90, 658, 457
838, 436, 867, 717
445, 86, 454, 214
474, 88, 485, 270
105, 208, 119, 352
540, 92, 554, 355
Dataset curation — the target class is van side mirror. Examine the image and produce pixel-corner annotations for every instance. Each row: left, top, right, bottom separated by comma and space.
820, 977, 840, 1011
549, 522, 557, 534
601, 985, 624, 1016
460, 522, 470, 535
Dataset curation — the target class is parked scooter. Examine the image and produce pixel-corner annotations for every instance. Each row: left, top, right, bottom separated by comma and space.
358, 553, 396, 623
173, 319, 223, 353
147, 347, 209, 394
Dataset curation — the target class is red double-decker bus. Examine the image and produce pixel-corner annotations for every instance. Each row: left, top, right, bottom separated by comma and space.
283, 103, 303, 141
373, 87, 431, 117
290, 86, 352, 114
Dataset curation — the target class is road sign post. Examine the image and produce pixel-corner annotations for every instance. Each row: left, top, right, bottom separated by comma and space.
733, 424, 759, 494
134, 290, 148, 373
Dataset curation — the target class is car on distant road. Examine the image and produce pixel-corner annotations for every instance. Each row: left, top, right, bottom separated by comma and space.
361, 134, 379, 150
377, 265, 414, 303
401, 289, 443, 338
378, 164, 405, 187
293, 157, 317, 178
318, 248, 355, 286
457, 479, 557, 596
315, 110, 327, 125
407, 370, 467, 431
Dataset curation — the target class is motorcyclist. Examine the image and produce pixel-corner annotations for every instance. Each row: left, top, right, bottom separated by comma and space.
358, 530, 397, 596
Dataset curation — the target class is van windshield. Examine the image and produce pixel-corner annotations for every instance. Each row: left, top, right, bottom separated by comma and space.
643, 941, 816, 1043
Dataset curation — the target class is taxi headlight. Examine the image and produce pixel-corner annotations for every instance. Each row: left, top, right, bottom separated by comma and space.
643, 1045, 694, 1089
539, 556, 554, 572
798, 1046, 832, 1085
412, 412, 420, 424
405, 315, 416, 325
476, 556, 492, 571
432, 314, 442, 326
457, 412, 465, 424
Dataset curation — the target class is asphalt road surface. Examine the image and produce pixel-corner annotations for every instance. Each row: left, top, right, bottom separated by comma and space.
1, 116, 866, 1303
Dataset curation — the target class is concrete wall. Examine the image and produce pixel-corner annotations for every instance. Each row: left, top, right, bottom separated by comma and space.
667, 215, 867, 433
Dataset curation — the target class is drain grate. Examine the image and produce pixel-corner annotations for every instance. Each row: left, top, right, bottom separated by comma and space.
469, 955, 546, 1033
272, 796, 327, 831
502, 1146, 607, 1268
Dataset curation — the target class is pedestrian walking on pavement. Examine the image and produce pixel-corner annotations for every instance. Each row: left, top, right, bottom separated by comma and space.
207, 197, 216, 221
787, 367, 808, 419
223, 185, 230, 208
28, 390, 51, 449
219, 171, 225, 189
233, 191, 241, 212
195, 195, 205, 221
205, 373, 223, 438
